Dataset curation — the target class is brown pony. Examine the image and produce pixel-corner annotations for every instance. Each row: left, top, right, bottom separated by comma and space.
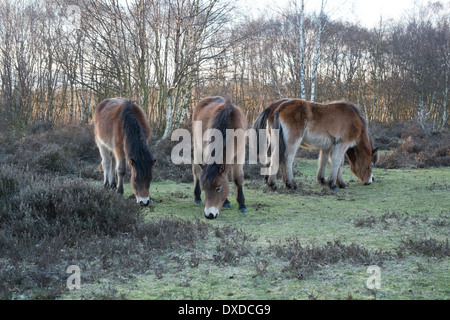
253, 99, 378, 191
94, 98, 156, 205
192, 96, 248, 219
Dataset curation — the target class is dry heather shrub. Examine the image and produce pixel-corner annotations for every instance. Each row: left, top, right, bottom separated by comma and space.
270, 238, 388, 279
0, 164, 143, 248
1, 124, 101, 178
136, 218, 210, 250
400, 238, 449, 258
378, 123, 450, 169
401, 136, 423, 154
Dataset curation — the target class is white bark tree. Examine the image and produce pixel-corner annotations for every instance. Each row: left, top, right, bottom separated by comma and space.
310, 0, 328, 102
296, 0, 306, 100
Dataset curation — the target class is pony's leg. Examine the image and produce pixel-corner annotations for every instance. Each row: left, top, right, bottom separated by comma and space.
192, 163, 202, 204
266, 169, 277, 191
279, 154, 287, 186
263, 141, 271, 184
220, 169, 232, 208
283, 138, 301, 190
192, 132, 203, 204
98, 143, 112, 188
223, 198, 232, 209
266, 139, 280, 191
115, 152, 126, 195
109, 154, 117, 190
262, 129, 278, 184
317, 149, 330, 186
337, 158, 347, 189
231, 163, 247, 213
327, 144, 348, 191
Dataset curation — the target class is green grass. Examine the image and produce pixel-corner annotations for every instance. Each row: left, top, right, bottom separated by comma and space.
63, 160, 450, 300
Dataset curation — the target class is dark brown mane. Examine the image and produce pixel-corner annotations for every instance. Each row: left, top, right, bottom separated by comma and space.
121, 101, 155, 177
200, 99, 233, 189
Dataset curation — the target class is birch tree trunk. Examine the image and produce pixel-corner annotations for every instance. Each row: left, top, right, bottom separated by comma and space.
296, 0, 306, 100
310, 0, 327, 102
158, 87, 175, 143
443, 72, 448, 129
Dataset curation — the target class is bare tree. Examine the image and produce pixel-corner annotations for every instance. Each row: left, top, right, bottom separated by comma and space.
310, 0, 328, 102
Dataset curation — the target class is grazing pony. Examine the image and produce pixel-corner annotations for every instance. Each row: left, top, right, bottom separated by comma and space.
192, 96, 248, 219
94, 98, 156, 205
253, 99, 378, 191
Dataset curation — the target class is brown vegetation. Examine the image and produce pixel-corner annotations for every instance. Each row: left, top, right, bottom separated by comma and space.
374, 122, 450, 169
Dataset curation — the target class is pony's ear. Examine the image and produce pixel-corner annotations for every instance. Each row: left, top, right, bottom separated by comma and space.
129, 158, 135, 166
218, 163, 226, 174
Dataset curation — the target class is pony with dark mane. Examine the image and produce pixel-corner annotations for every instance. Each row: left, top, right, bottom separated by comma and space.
94, 98, 156, 206
253, 98, 378, 191
192, 96, 248, 219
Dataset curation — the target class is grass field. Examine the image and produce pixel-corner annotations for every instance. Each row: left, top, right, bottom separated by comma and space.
62, 159, 449, 300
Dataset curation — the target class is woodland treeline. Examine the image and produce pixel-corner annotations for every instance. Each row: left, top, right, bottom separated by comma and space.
0, 0, 448, 139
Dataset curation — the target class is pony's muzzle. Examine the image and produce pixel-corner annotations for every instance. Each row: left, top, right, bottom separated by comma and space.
364, 174, 374, 185
136, 196, 151, 206
203, 207, 219, 219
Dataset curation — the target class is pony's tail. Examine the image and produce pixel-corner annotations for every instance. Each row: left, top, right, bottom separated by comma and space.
252, 106, 272, 156
252, 106, 271, 130
271, 110, 286, 165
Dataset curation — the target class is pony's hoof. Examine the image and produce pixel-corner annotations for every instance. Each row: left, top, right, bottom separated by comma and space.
327, 181, 338, 192
239, 208, 248, 213
223, 203, 233, 209
339, 184, 348, 189
268, 183, 277, 191
286, 182, 297, 190
195, 200, 202, 205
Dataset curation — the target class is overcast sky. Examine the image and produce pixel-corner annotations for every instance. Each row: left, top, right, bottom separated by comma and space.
240, 0, 419, 28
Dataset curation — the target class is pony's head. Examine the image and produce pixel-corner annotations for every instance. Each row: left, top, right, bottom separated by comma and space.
346, 147, 379, 185
129, 154, 156, 206
200, 163, 229, 219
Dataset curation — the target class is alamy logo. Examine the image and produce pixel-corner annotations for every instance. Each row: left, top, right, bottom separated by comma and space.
366, 265, 381, 290
170, 121, 280, 175
66, 265, 81, 290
